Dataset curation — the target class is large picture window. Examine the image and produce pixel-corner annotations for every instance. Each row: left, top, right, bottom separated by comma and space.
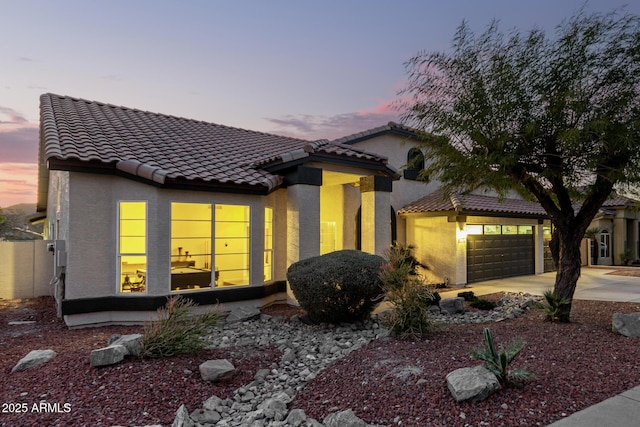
118, 201, 147, 293
170, 203, 213, 292
215, 204, 250, 286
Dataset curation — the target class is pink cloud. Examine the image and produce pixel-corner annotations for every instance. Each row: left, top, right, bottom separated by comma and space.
0, 163, 38, 208
264, 98, 401, 140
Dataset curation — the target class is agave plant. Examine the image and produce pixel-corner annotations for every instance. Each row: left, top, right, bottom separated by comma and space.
536, 289, 571, 322
471, 328, 535, 386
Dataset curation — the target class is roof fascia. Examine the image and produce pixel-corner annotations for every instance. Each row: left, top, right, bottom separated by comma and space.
339, 127, 419, 146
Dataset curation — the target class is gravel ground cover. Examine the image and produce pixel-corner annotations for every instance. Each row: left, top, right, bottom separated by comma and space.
2, 295, 640, 426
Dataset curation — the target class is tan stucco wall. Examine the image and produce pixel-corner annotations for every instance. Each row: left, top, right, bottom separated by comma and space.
406, 216, 459, 285
62, 172, 270, 300
0, 241, 54, 299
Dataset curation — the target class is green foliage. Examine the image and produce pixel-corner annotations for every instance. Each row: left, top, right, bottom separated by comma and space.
382, 277, 438, 339
584, 227, 601, 239
471, 328, 535, 385
469, 298, 497, 310
457, 291, 476, 301
140, 296, 221, 358
536, 290, 571, 322
399, 8, 640, 321
379, 244, 438, 338
620, 248, 634, 265
286, 250, 386, 324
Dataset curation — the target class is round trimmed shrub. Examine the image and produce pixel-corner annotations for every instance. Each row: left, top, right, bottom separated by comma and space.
286, 250, 386, 324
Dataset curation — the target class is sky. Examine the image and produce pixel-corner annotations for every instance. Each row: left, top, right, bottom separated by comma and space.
1, 0, 638, 208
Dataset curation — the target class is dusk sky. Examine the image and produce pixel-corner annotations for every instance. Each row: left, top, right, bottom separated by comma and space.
1, 0, 638, 208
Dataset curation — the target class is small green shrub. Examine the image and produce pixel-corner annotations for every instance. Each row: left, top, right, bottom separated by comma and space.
471, 328, 535, 386
140, 296, 222, 358
457, 291, 476, 301
536, 289, 571, 322
287, 250, 386, 324
469, 298, 497, 310
383, 277, 437, 339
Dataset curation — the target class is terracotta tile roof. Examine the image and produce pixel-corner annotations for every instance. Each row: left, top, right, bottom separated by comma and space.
399, 190, 549, 217
41, 93, 321, 192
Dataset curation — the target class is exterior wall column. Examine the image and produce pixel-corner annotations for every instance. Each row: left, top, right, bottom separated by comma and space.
249, 203, 264, 286
613, 217, 626, 265
359, 175, 392, 256
286, 166, 322, 304
534, 224, 544, 274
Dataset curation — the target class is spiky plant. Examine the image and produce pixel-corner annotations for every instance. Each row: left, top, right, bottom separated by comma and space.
471, 328, 535, 386
536, 290, 571, 322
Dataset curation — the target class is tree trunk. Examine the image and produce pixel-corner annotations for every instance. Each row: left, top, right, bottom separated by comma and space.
553, 227, 584, 322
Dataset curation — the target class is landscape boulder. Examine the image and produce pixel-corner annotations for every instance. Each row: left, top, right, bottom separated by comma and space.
108, 333, 143, 357
90, 344, 128, 367
446, 365, 501, 402
439, 297, 465, 315
324, 409, 368, 427
171, 404, 194, 427
199, 359, 236, 381
612, 312, 640, 337
11, 349, 57, 373
225, 306, 261, 323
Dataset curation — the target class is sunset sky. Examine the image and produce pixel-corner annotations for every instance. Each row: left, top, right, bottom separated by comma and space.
1, 0, 638, 208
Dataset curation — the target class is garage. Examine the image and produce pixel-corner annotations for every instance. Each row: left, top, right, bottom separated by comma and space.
467, 233, 535, 283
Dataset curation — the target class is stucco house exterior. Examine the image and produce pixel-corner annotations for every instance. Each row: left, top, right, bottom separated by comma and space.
37, 94, 398, 326
36, 94, 640, 326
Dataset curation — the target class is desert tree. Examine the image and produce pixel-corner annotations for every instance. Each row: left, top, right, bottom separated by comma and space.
398, 8, 640, 321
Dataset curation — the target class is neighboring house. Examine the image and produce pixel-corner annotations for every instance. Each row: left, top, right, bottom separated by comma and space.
587, 195, 640, 266
36, 94, 640, 326
37, 94, 398, 326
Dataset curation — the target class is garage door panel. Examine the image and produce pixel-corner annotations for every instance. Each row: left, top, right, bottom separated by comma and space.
467, 234, 534, 283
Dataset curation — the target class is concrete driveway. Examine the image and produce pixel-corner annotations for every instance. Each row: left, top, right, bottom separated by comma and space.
439, 266, 640, 303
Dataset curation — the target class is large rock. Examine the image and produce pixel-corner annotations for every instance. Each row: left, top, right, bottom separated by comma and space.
612, 312, 640, 337
226, 306, 261, 323
440, 297, 465, 314
199, 359, 236, 381
172, 404, 194, 427
446, 365, 501, 402
324, 409, 368, 427
11, 349, 57, 373
90, 344, 128, 367
107, 334, 143, 357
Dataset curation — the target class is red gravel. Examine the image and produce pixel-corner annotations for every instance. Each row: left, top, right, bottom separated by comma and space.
0, 298, 280, 427
294, 298, 640, 426
2, 297, 640, 427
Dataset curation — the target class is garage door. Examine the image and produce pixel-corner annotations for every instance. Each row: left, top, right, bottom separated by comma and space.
467, 234, 534, 283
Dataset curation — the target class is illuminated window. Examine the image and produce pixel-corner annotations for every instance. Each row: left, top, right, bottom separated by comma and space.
264, 207, 273, 282
170, 203, 213, 292
502, 225, 518, 235
518, 226, 533, 234
466, 224, 483, 235
215, 205, 250, 286
118, 201, 147, 293
320, 221, 337, 255
484, 225, 501, 235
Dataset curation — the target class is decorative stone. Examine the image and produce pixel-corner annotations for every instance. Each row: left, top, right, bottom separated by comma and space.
226, 306, 261, 323
90, 344, 128, 367
11, 349, 57, 373
285, 408, 307, 426
199, 359, 236, 381
439, 297, 465, 314
446, 365, 501, 402
171, 404, 194, 427
612, 312, 640, 337
108, 333, 143, 357
190, 407, 221, 424
258, 396, 288, 420
324, 409, 368, 427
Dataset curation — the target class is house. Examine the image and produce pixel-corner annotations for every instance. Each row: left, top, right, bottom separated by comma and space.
36, 94, 640, 326
338, 123, 640, 284
37, 94, 398, 326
